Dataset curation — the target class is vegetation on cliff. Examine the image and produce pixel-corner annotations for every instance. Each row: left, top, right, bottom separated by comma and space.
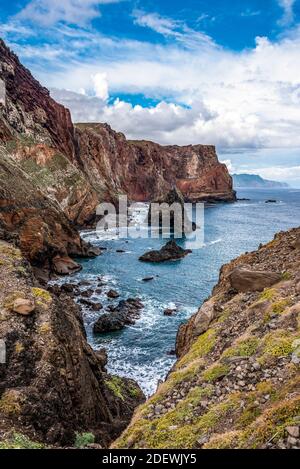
114, 228, 300, 449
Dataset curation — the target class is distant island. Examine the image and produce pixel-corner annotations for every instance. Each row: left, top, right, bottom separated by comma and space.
232, 173, 289, 189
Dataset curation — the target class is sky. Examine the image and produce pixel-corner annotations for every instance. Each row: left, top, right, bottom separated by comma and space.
1, 0, 300, 186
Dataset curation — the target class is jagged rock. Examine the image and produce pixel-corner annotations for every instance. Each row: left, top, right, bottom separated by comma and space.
228, 266, 281, 292
93, 298, 143, 333
148, 187, 196, 235
12, 298, 35, 315
139, 240, 192, 263
52, 256, 82, 275
164, 308, 177, 316
106, 289, 119, 299
95, 348, 108, 371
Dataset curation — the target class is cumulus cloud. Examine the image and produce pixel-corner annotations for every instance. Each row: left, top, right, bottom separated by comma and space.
42, 27, 300, 151
16, 0, 123, 26
246, 165, 300, 182
278, 0, 296, 25
92, 72, 109, 100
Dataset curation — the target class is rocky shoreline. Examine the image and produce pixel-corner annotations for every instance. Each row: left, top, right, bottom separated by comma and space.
114, 227, 300, 449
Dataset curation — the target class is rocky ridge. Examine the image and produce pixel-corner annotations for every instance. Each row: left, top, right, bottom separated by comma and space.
114, 227, 300, 449
0, 240, 144, 448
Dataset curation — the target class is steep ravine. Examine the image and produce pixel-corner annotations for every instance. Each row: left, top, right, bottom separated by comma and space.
0, 240, 144, 448
114, 227, 300, 449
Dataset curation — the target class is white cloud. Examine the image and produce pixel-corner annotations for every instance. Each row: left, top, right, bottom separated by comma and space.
41, 27, 300, 150
246, 165, 300, 182
16, 0, 123, 26
278, 0, 296, 25
221, 159, 235, 173
92, 72, 109, 100
132, 10, 215, 48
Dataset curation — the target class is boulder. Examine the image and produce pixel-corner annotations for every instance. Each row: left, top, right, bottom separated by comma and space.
229, 267, 281, 292
292, 237, 300, 250
107, 289, 120, 299
52, 256, 82, 275
93, 298, 143, 333
163, 308, 177, 316
139, 240, 192, 263
12, 298, 35, 315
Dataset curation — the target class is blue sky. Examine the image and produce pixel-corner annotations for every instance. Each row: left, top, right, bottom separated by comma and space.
1, 0, 300, 185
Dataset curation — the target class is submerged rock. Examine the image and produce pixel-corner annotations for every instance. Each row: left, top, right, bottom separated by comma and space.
139, 240, 192, 263
142, 276, 154, 282
93, 298, 143, 333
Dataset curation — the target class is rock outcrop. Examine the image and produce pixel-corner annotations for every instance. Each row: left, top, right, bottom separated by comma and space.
147, 186, 196, 235
93, 298, 144, 333
114, 227, 300, 449
0, 241, 144, 447
76, 123, 236, 203
139, 240, 192, 263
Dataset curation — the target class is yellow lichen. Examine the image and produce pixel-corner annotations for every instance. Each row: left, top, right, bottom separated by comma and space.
32, 288, 52, 307
176, 329, 216, 369
222, 337, 259, 358
0, 390, 21, 415
38, 323, 51, 334
202, 363, 230, 383
15, 341, 24, 354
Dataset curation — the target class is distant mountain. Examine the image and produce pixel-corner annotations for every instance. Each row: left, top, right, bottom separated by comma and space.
232, 173, 289, 189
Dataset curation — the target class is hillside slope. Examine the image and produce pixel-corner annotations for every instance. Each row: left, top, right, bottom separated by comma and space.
114, 227, 300, 449
0, 240, 144, 447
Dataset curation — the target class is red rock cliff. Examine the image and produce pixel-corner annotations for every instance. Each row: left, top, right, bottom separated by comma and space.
76, 123, 235, 203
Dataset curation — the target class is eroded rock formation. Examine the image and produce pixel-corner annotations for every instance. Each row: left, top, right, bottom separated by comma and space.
76, 123, 236, 203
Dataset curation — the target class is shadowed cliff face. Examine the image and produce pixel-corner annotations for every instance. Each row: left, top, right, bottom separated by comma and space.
0, 241, 144, 447
76, 123, 235, 203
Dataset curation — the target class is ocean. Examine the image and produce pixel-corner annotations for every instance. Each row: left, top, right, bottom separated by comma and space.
69, 188, 300, 396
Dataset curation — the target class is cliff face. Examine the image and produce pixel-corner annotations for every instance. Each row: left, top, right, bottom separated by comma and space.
0, 241, 144, 447
0, 39, 99, 228
114, 228, 300, 449
0, 38, 234, 268
76, 123, 235, 203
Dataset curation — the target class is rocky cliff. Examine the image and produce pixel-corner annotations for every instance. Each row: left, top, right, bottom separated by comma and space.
0, 240, 144, 448
0, 39, 234, 269
114, 228, 300, 449
76, 123, 235, 203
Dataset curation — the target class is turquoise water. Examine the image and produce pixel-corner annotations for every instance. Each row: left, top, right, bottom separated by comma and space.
73, 189, 300, 395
